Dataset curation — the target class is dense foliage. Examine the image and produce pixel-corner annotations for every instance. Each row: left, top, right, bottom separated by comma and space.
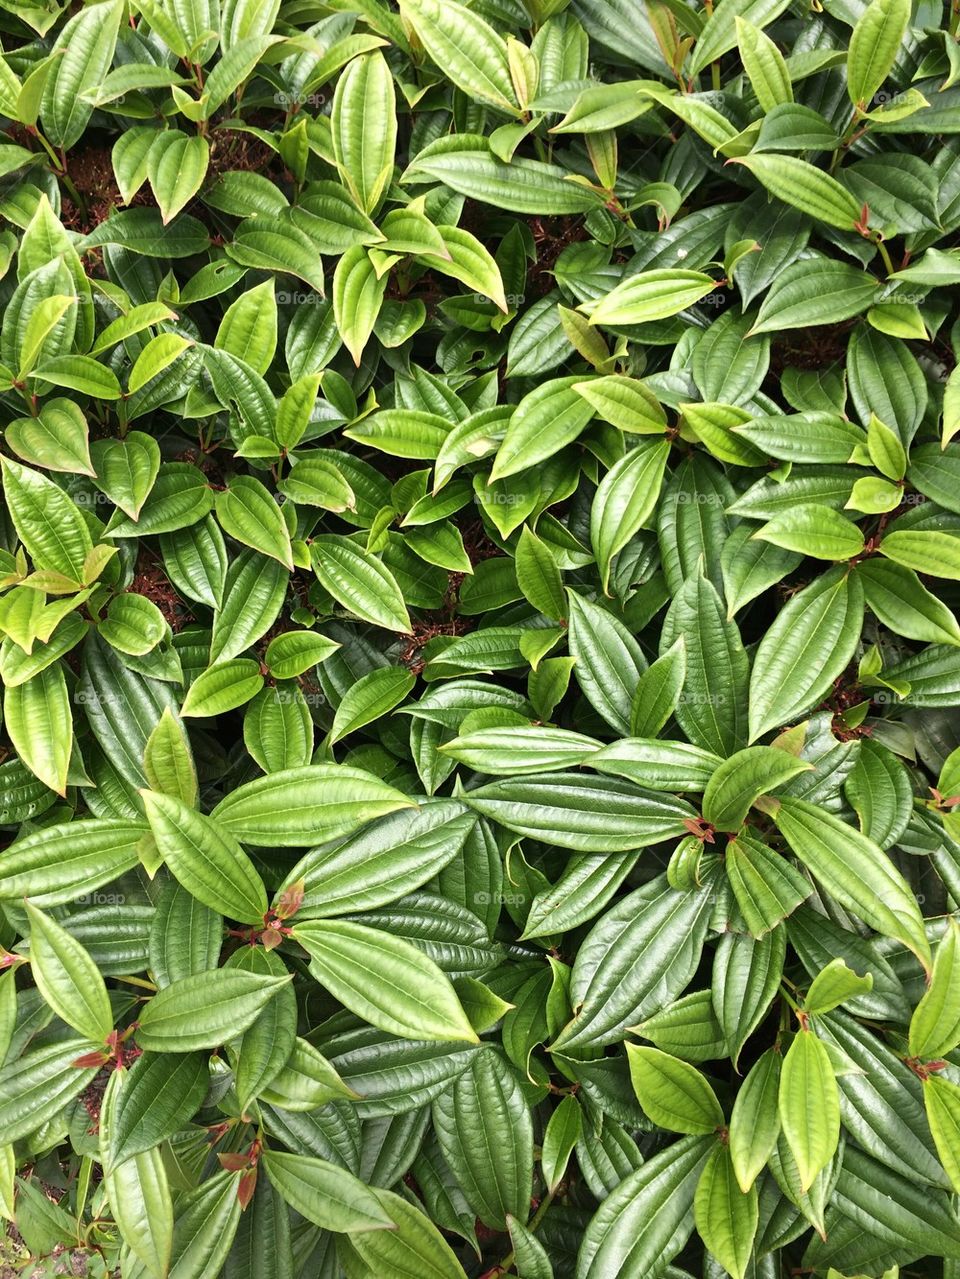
2, 0, 960, 1274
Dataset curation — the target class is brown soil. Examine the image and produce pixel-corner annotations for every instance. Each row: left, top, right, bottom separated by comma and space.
769, 319, 857, 375
130, 549, 194, 631
59, 144, 156, 236
525, 213, 591, 296
207, 129, 279, 179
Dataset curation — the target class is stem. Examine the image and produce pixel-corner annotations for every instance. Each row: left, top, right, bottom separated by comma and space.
874, 235, 894, 276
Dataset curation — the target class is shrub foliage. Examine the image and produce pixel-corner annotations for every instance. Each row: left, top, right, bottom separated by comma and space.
1, 0, 960, 1274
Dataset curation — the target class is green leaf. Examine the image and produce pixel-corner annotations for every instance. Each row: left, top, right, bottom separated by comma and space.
585, 270, 716, 328
541, 1095, 582, 1193
630, 639, 686, 737
908, 919, 960, 1059
693, 1143, 759, 1279
108, 1052, 209, 1165
278, 457, 356, 513
406, 140, 602, 214
100, 594, 166, 657
330, 666, 415, 744
552, 876, 714, 1050
432, 1047, 533, 1229
264, 629, 340, 679
261, 1150, 395, 1232
215, 475, 293, 568
341, 1186, 471, 1279
515, 525, 565, 620
4, 664, 72, 796
566, 591, 647, 736
772, 796, 931, 971
276, 801, 475, 918
136, 969, 291, 1052
924, 1076, 960, 1195
749, 259, 879, 334
142, 789, 269, 925
728, 1048, 781, 1190
311, 534, 412, 633
702, 745, 812, 830
0, 1041, 99, 1144
180, 659, 264, 717
432, 225, 508, 312
292, 919, 479, 1042
572, 375, 667, 434
879, 529, 960, 580
208, 550, 288, 664
490, 377, 595, 481
165, 1171, 242, 1279
25, 902, 113, 1043
690, 0, 793, 75
748, 567, 864, 741
591, 441, 670, 594
442, 725, 600, 775
215, 280, 277, 376
736, 17, 793, 111
400, 0, 519, 112
31, 355, 122, 399
733, 154, 863, 230
0, 819, 146, 907
6, 399, 93, 477
146, 130, 209, 224
804, 957, 873, 1015
100, 1070, 173, 1279
626, 1045, 724, 1134
857, 558, 960, 646
661, 573, 751, 756
574, 1136, 712, 1279
332, 246, 388, 365
40, 0, 122, 147
712, 927, 785, 1070
465, 773, 693, 852
753, 503, 865, 561
847, 0, 911, 106
778, 1028, 840, 1191
331, 51, 397, 214
1, 456, 92, 584
143, 708, 198, 807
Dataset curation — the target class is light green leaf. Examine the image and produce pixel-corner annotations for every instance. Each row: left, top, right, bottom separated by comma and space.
26, 902, 113, 1043
400, 0, 519, 112
136, 969, 291, 1052
293, 919, 479, 1042
331, 50, 397, 214
778, 1028, 840, 1191
693, 1142, 759, 1279
142, 789, 269, 925
847, 0, 911, 107
626, 1045, 724, 1134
